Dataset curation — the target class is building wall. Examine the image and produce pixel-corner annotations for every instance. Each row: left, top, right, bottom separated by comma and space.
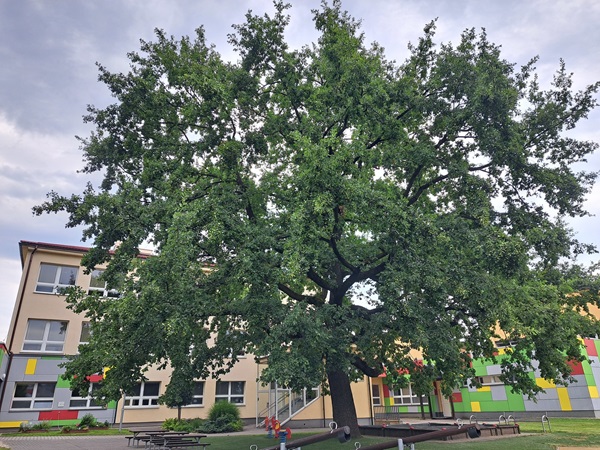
0, 241, 373, 429
5, 240, 600, 428
0, 242, 277, 428
450, 338, 600, 419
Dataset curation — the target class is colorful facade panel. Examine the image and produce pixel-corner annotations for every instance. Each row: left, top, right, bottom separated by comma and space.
451, 338, 600, 417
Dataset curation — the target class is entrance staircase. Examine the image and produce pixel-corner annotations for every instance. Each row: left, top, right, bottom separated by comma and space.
256, 386, 320, 428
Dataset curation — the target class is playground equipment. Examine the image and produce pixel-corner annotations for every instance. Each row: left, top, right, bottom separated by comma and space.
257, 423, 351, 450
357, 423, 481, 450
542, 414, 551, 432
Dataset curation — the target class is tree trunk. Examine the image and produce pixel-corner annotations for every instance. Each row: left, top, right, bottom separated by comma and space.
326, 367, 361, 437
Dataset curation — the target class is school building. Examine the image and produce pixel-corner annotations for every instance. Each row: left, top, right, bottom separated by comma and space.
1, 240, 599, 429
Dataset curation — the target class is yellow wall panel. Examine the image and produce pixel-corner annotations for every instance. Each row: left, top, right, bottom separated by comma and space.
25, 358, 37, 375
536, 378, 556, 389
557, 387, 572, 411
589, 386, 599, 399
470, 401, 481, 412
0, 421, 26, 428
476, 386, 491, 392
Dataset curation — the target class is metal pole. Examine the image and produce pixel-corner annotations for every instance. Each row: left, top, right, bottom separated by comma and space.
118, 391, 126, 432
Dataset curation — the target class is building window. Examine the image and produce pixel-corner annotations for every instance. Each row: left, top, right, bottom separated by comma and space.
79, 322, 92, 345
88, 269, 120, 298
215, 381, 245, 404
22, 319, 68, 352
125, 382, 160, 407
69, 383, 102, 408
390, 383, 425, 406
190, 381, 204, 406
35, 263, 78, 294
474, 375, 503, 386
372, 384, 381, 406
11, 383, 56, 409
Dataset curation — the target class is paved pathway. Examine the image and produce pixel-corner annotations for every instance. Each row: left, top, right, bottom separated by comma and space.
0, 428, 332, 450
0, 435, 129, 450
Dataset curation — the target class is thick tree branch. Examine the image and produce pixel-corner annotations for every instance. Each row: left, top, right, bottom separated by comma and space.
351, 355, 384, 377
307, 267, 336, 292
338, 261, 387, 297
277, 282, 324, 306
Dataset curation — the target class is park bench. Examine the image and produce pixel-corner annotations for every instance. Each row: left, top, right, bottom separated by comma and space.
373, 406, 404, 425
147, 433, 209, 449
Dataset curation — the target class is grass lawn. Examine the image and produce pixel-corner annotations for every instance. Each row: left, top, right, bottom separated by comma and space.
203, 418, 600, 450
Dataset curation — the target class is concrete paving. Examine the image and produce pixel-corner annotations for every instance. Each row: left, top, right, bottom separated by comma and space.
0, 435, 130, 450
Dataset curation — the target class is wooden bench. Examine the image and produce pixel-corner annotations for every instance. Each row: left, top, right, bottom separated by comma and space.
147, 433, 209, 449
125, 434, 152, 447
374, 407, 404, 425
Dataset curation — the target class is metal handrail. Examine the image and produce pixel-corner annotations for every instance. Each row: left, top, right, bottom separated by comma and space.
542, 414, 551, 432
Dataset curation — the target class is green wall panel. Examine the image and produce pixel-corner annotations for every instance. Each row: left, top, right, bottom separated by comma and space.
56, 376, 71, 388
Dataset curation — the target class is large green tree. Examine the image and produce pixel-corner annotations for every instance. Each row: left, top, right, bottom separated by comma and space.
36, 1, 600, 435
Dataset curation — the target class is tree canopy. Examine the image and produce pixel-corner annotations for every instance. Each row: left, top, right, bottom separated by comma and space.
35, 1, 600, 434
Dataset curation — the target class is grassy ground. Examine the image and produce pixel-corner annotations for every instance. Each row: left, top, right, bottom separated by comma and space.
1, 418, 598, 449
204, 418, 600, 450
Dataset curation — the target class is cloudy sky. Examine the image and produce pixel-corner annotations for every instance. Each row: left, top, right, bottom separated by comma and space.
1, 0, 599, 341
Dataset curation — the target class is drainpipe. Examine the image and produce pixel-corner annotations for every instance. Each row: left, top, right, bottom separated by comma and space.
367, 376, 374, 425
0, 245, 38, 413
322, 388, 326, 428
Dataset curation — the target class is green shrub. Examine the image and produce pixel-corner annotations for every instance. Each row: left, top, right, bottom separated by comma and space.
31, 421, 51, 431
162, 417, 204, 432
61, 425, 73, 433
208, 401, 240, 422
77, 413, 99, 429
197, 411, 243, 434
18, 422, 32, 433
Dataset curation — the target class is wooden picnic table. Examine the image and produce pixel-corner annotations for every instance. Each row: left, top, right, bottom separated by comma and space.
146, 433, 209, 449
125, 429, 189, 447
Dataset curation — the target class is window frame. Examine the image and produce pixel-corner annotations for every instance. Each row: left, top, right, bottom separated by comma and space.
215, 381, 245, 405
183, 381, 205, 408
124, 381, 160, 408
88, 269, 120, 298
371, 384, 381, 406
35, 263, 78, 295
474, 375, 504, 386
389, 383, 426, 406
69, 383, 103, 409
22, 319, 68, 353
11, 382, 56, 410
79, 321, 92, 345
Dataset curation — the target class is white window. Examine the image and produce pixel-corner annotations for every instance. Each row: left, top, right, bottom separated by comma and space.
215, 381, 245, 404
474, 375, 503, 386
35, 263, 78, 294
22, 319, 68, 353
69, 383, 102, 408
79, 322, 92, 345
88, 269, 120, 298
11, 383, 56, 409
372, 384, 381, 406
125, 382, 160, 407
190, 381, 204, 406
390, 383, 425, 405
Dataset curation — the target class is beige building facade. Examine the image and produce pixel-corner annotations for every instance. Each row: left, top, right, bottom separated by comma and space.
0, 240, 374, 429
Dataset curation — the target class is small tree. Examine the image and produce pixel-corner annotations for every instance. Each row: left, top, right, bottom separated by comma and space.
160, 372, 195, 420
